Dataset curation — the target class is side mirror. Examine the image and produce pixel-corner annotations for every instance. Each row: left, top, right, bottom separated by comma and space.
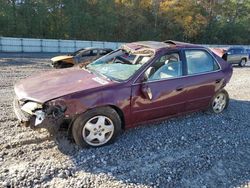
141, 84, 153, 100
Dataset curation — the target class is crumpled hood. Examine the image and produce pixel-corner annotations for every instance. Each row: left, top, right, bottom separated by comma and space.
14, 68, 113, 103
51, 55, 73, 62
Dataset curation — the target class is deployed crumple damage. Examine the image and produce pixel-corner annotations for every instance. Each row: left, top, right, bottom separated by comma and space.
15, 45, 153, 128
13, 97, 67, 129
13, 68, 114, 129
20, 101, 42, 115
20, 102, 45, 126
14, 68, 113, 103
87, 46, 153, 81
120, 43, 155, 56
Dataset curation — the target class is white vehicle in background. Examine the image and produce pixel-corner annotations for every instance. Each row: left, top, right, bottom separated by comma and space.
222, 47, 249, 67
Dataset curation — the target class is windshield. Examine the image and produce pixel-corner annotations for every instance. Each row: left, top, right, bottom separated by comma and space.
86, 49, 152, 81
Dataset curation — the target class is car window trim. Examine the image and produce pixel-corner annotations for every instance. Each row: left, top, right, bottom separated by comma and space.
148, 51, 184, 81
132, 47, 221, 86
133, 68, 221, 85
132, 49, 183, 84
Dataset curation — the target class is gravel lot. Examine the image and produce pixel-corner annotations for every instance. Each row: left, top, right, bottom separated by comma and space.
0, 54, 250, 188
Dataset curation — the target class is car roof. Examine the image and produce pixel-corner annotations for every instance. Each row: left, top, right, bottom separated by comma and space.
132, 41, 170, 49
164, 40, 203, 48
123, 40, 203, 52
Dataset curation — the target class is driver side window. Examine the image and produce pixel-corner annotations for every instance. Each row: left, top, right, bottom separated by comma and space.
145, 52, 182, 81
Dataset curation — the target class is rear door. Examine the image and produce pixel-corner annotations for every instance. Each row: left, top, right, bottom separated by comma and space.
182, 49, 224, 112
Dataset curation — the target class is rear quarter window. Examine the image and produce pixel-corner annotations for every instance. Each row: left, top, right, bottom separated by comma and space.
185, 50, 220, 75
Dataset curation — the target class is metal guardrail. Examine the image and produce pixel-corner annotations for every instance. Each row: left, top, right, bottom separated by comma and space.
0, 37, 249, 53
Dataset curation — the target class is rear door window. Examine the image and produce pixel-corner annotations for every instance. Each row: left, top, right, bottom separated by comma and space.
185, 50, 220, 75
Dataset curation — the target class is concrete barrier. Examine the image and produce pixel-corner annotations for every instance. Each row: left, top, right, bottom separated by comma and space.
0, 37, 124, 53
0, 37, 249, 53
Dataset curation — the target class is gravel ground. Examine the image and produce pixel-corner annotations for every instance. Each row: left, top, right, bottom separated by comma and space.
0, 54, 250, 188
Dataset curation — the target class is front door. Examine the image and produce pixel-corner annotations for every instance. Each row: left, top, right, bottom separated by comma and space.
131, 51, 187, 124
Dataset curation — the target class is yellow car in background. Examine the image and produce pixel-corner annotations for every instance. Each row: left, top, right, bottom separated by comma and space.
51, 47, 113, 68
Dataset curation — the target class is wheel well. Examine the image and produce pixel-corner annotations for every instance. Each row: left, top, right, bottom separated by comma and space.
109, 105, 125, 130
242, 58, 247, 61
67, 105, 126, 138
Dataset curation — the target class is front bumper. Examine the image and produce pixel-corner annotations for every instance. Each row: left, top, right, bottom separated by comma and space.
13, 98, 46, 128
13, 98, 66, 133
13, 98, 32, 126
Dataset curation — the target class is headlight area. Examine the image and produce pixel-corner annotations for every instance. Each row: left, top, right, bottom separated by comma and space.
18, 100, 67, 132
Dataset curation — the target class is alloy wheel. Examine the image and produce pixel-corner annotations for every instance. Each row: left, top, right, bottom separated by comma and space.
212, 93, 227, 113
82, 115, 114, 146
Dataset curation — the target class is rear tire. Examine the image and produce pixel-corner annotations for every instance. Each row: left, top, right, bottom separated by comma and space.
207, 89, 229, 114
72, 107, 121, 148
239, 59, 247, 67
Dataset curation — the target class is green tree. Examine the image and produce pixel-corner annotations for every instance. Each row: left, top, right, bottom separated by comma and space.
0, 0, 249, 44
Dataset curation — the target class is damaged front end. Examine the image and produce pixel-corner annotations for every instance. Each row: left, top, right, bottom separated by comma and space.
13, 98, 66, 133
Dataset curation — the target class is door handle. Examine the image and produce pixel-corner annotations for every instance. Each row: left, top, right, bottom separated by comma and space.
215, 79, 222, 83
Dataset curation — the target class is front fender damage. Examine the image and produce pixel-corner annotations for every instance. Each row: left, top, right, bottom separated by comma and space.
13, 98, 67, 134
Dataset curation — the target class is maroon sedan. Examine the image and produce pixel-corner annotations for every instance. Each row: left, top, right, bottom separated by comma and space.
13, 41, 233, 147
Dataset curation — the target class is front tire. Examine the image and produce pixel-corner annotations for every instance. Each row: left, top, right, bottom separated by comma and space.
208, 89, 229, 114
239, 59, 247, 67
72, 107, 121, 148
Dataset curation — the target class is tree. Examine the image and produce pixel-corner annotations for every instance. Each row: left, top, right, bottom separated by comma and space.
0, 0, 249, 44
